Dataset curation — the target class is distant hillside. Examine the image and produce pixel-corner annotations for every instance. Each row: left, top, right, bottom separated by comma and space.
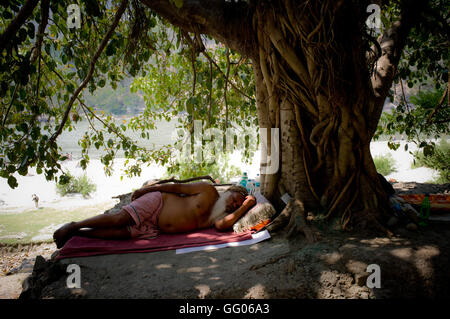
83, 77, 145, 116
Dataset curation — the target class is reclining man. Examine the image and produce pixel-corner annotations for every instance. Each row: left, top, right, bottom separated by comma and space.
53, 182, 256, 248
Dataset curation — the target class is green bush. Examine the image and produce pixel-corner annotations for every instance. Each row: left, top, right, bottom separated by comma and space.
412, 139, 450, 183
56, 173, 97, 198
374, 154, 397, 176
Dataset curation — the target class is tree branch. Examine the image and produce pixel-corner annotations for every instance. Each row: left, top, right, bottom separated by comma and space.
183, 31, 254, 101
47, 0, 129, 147
0, 0, 40, 52
30, 0, 49, 64
224, 48, 230, 128
208, 60, 212, 127
426, 74, 449, 124
369, 0, 427, 135
145, 175, 217, 186
140, 0, 256, 56
1, 84, 19, 129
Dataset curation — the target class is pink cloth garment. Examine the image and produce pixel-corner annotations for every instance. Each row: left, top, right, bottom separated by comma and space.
55, 228, 254, 260
123, 191, 163, 239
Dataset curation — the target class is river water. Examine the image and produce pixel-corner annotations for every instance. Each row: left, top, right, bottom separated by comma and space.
58, 117, 178, 159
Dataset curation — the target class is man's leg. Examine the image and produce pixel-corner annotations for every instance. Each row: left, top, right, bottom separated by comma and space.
53, 209, 134, 248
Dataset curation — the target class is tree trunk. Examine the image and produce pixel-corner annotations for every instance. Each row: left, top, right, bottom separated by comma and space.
252, 1, 393, 232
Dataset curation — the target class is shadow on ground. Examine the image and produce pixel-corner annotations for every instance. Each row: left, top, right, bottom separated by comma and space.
19, 222, 450, 299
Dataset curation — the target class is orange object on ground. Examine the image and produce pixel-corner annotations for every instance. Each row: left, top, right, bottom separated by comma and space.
397, 194, 450, 213
249, 219, 271, 232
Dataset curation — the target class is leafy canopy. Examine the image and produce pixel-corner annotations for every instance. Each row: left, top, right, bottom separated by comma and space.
374, 0, 449, 151
0, 0, 448, 189
0, 0, 256, 188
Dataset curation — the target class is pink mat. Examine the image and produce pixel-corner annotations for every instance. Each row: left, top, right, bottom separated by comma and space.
56, 228, 253, 260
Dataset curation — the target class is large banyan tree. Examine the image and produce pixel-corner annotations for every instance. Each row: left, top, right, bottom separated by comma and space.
140, 0, 427, 235
1, 0, 447, 237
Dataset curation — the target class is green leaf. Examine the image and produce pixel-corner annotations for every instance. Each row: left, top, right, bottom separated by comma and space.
105, 42, 115, 56
67, 83, 75, 93
7, 176, 18, 189
98, 79, 106, 88
3, 10, 13, 19
423, 145, 434, 157
172, 0, 184, 9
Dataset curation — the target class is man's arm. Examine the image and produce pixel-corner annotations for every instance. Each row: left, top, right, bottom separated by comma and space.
215, 196, 256, 231
131, 182, 216, 201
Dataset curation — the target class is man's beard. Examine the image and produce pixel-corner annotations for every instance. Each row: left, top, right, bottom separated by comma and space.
209, 191, 233, 224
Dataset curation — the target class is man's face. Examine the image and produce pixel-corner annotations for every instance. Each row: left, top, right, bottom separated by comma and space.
225, 191, 246, 213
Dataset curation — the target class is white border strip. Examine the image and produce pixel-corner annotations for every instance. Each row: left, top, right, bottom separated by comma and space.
175, 229, 271, 254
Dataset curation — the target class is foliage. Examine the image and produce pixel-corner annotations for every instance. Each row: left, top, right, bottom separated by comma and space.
375, 88, 450, 152
0, 0, 447, 190
55, 172, 97, 198
393, 0, 449, 91
84, 77, 144, 115
375, 0, 449, 151
0, 0, 256, 189
163, 153, 242, 184
373, 154, 397, 176
412, 139, 450, 183
129, 31, 257, 171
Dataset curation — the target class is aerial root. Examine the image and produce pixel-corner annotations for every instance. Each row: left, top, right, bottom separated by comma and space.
265, 199, 294, 234
285, 199, 318, 243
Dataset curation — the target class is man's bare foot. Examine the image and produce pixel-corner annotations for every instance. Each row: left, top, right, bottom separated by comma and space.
53, 222, 77, 249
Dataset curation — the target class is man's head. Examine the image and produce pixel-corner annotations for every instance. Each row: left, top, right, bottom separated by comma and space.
224, 185, 248, 213
209, 184, 249, 223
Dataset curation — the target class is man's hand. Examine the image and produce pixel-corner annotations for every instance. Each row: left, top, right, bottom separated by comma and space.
243, 195, 256, 208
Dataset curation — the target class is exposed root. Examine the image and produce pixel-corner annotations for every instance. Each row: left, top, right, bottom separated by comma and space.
266, 198, 318, 243
265, 199, 294, 233
285, 199, 318, 243
353, 209, 394, 238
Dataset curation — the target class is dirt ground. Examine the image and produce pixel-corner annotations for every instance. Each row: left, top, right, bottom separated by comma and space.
0, 242, 55, 299
1, 182, 449, 299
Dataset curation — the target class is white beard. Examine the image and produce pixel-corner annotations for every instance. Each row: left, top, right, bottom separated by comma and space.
208, 191, 232, 224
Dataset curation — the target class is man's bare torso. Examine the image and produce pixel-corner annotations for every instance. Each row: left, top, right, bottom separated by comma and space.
157, 191, 219, 233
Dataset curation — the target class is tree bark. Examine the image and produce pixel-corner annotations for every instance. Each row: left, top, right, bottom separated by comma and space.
141, 0, 256, 56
